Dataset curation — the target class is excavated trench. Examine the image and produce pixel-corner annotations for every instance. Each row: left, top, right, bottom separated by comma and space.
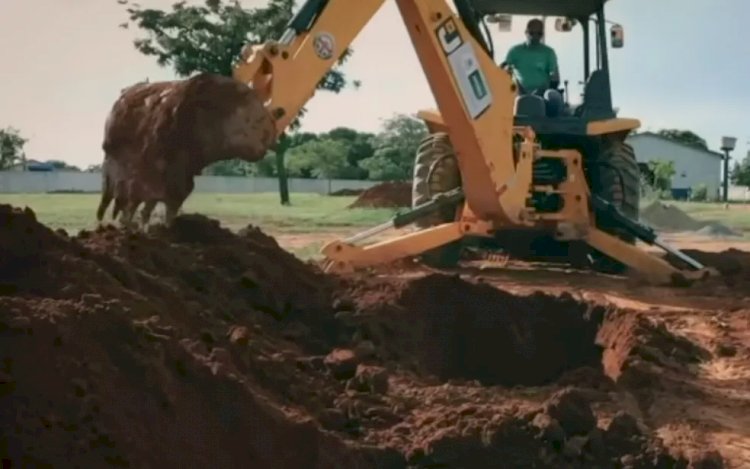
344, 273, 712, 391
343, 274, 612, 387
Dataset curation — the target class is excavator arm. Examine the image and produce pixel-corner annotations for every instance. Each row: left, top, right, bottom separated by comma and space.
233, 0, 385, 136
233, 0, 534, 224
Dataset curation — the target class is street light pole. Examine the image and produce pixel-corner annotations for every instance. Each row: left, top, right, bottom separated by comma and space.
721, 136, 737, 202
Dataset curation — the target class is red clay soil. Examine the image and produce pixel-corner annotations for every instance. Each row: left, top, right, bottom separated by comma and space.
348, 182, 411, 208
664, 248, 750, 296
0, 203, 740, 467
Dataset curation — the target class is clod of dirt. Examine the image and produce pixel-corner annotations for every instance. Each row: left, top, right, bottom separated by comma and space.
227, 325, 251, 346
324, 348, 360, 380
606, 411, 642, 440
543, 387, 596, 435
532, 412, 566, 449
348, 182, 411, 208
347, 365, 389, 394
690, 450, 724, 469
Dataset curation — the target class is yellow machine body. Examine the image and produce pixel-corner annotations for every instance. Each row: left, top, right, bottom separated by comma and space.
233, 0, 711, 285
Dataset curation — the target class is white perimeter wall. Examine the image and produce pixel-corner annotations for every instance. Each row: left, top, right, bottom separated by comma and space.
0, 171, 379, 194
2, 169, 749, 201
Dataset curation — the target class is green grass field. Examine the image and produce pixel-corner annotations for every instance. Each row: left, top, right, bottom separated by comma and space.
0, 193, 399, 234
2, 193, 749, 240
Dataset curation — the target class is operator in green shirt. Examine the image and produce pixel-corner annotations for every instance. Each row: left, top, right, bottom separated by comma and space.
502, 18, 563, 116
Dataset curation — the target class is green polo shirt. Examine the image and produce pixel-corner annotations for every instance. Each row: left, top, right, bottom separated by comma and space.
504, 42, 558, 92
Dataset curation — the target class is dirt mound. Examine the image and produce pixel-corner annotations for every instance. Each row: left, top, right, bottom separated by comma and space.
641, 201, 739, 237
0, 205, 365, 467
694, 222, 742, 238
330, 188, 364, 196
1, 204, 726, 467
665, 247, 750, 294
348, 182, 411, 208
642, 201, 704, 231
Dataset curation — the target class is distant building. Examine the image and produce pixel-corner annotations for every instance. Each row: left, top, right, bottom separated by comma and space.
6, 159, 78, 172
626, 132, 723, 200
6, 159, 53, 172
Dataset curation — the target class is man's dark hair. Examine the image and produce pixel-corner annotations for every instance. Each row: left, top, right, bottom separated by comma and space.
526, 18, 544, 30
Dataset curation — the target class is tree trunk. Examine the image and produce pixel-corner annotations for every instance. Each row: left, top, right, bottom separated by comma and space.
276, 135, 291, 205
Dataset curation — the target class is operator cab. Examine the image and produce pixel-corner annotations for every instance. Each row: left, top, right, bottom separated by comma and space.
459, 0, 625, 136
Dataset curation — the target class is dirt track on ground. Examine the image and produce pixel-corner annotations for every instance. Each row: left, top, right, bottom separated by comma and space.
1, 204, 748, 468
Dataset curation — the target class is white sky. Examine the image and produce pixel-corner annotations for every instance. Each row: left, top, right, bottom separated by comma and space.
1, 0, 748, 168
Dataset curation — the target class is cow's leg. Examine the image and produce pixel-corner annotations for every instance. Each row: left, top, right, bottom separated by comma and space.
121, 199, 140, 230
112, 197, 124, 221
164, 201, 179, 226
96, 187, 113, 224
140, 200, 158, 228
96, 162, 114, 223
163, 171, 194, 226
164, 192, 188, 226
112, 179, 127, 222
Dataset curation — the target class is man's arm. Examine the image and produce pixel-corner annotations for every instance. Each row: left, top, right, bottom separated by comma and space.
548, 47, 560, 88
501, 45, 517, 70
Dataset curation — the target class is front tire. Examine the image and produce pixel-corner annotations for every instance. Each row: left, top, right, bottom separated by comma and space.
588, 138, 641, 271
411, 133, 463, 267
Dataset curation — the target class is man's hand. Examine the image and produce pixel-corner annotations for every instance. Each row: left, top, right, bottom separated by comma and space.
549, 69, 560, 90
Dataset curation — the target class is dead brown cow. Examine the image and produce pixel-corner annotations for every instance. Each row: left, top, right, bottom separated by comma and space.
97, 72, 276, 226
96, 154, 195, 227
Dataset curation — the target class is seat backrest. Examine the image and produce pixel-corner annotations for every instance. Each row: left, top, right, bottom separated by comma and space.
514, 95, 546, 118
580, 70, 615, 120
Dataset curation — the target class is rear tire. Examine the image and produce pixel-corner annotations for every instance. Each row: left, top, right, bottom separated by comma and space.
411, 133, 463, 268
589, 138, 641, 272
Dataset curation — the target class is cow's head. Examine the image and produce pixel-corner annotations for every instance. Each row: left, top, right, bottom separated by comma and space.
180, 73, 277, 166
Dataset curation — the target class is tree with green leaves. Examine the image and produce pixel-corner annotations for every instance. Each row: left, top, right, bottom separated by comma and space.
359, 114, 427, 181
324, 127, 374, 178
0, 127, 27, 170
286, 138, 350, 179
646, 159, 676, 194
656, 129, 708, 151
203, 159, 254, 176
120, 0, 358, 204
730, 152, 750, 187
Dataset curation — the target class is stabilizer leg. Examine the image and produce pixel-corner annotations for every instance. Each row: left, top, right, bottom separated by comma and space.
585, 228, 714, 285
321, 221, 486, 273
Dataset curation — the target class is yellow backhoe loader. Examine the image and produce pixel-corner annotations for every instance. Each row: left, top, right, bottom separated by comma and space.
232, 0, 712, 285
